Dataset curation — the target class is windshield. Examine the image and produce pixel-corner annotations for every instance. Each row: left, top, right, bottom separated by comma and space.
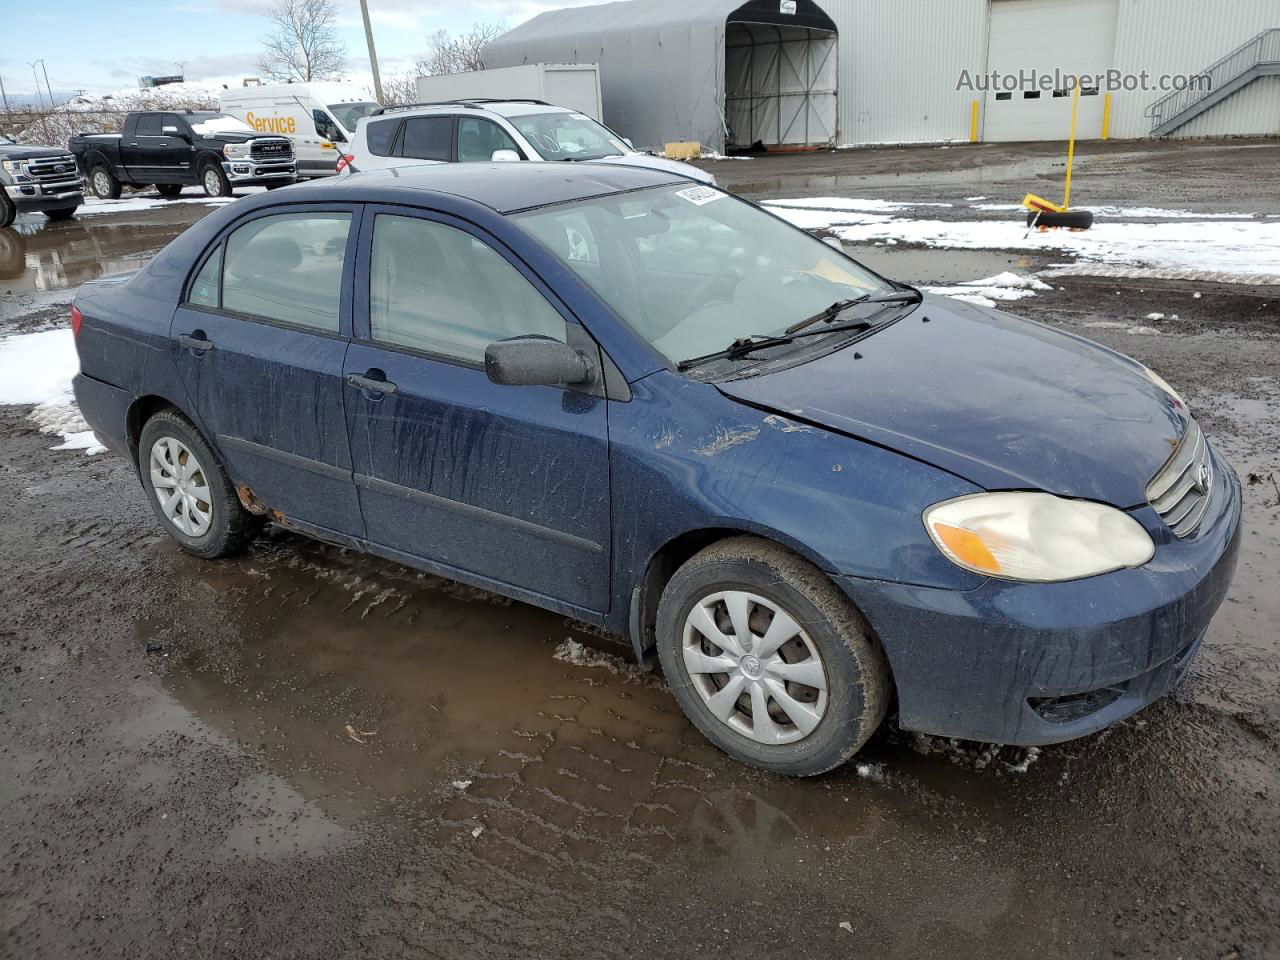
514, 184, 893, 365
328, 101, 380, 133
508, 111, 630, 162
189, 113, 252, 135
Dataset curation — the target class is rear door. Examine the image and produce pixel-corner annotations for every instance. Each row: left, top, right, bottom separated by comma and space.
343, 206, 612, 612
396, 115, 454, 164
171, 205, 365, 537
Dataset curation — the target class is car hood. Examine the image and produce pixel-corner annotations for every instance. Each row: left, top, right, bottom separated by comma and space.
716, 295, 1189, 507
585, 152, 714, 185
0, 144, 70, 160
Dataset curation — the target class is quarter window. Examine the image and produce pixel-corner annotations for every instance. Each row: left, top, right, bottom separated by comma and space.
221, 212, 352, 332
399, 117, 452, 161
187, 244, 222, 308
365, 118, 399, 156
457, 118, 521, 162
368, 214, 565, 364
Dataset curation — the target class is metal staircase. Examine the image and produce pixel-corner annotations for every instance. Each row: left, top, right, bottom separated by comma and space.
1146, 28, 1280, 136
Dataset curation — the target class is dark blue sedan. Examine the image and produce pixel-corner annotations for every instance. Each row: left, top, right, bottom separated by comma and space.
70, 163, 1241, 775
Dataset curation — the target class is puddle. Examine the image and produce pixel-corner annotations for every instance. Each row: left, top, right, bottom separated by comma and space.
0, 204, 206, 294
839, 245, 1049, 285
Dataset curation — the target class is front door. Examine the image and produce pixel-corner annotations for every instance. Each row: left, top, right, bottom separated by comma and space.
122, 113, 189, 183
171, 205, 364, 537
343, 207, 612, 612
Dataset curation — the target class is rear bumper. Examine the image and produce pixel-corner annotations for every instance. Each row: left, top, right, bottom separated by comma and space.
72, 373, 131, 461
837, 449, 1242, 746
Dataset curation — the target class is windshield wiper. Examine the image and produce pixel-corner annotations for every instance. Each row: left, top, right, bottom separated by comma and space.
677, 318, 876, 370
785, 287, 923, 334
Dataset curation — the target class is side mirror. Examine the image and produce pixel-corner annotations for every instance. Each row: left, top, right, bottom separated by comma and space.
485, 336, 594, 387
491, 149, 520, 162
821, 235, 843, 251
161, 125, 180, 135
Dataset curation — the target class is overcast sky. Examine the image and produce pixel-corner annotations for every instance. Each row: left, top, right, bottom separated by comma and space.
4, 0, 596, 100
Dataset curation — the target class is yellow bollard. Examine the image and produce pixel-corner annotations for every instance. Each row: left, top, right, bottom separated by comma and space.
969, 99, 979, 143
1101, 92, 1112, 140
1062, 79, 1081, 209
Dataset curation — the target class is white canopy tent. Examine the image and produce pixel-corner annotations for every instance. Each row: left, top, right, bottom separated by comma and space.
483, 0, 839, 154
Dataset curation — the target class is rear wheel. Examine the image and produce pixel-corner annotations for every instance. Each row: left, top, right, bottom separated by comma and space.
201, 163, 231, 198
45, 206, 78, 221
156, 183, 183, 197
655, 537, 891, 776
138, 410, 262, 558
90, 166, 121, 200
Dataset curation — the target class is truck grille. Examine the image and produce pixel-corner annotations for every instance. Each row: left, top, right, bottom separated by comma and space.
250, 139, 293, 160
1147, 419, 1213, 538
24, 154, 79, 182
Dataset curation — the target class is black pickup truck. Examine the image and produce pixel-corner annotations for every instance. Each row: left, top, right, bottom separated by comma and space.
70, 110, 296, 200
1, 132, 83, 227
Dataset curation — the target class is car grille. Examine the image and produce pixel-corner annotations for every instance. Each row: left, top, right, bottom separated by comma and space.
1147, 418, 1213, 538
250, 139, 293, 160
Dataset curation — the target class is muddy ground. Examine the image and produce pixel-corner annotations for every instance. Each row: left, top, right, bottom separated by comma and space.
2, 140, 1279, 959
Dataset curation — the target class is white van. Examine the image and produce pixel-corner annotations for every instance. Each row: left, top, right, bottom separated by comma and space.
219, 83, 379, 178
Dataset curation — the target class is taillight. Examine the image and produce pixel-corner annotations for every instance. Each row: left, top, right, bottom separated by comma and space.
70, 304, 83, 338
336, 154, 356, 174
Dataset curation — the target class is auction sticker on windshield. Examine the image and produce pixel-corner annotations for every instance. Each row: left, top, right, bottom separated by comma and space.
676, 185, 723, 206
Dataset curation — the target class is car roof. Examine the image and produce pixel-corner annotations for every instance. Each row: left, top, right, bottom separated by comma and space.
367, 101, 574, 122
274, 162, 685, 214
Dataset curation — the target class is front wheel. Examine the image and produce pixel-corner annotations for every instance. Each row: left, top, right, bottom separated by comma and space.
45, 206, 79, 221
0, 192, 14, 228
201, 163, 231, 198
138, 410, 262, 558
90, 166, 121, 200
656, 537, 891, 776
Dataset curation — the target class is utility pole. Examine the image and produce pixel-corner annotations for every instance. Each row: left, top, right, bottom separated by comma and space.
357, 0, 385, 104
27, 61, 46, 110
0, 74, 10, 116
39, 60, 55, 108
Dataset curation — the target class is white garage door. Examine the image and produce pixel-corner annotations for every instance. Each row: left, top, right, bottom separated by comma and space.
983, 0, 1118, 142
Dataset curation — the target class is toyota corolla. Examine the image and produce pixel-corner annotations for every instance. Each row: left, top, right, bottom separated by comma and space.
70, 164, 1241, 776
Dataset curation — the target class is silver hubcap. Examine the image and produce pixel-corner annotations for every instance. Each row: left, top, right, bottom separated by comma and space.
682, 590, 828, 745
94, 172, 110, 196
205, 170, 220, 195
149, 437, 213, 537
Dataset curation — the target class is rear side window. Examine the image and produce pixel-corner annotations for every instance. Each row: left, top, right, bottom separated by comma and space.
187, 245, 222, 308
365, 118, 399, 156
368, 214, 565, 364
399, 117, 452, 161
135, 114, 162, 136
221, 212, 352, 332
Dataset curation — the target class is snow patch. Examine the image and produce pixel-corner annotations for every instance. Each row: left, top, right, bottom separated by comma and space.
552, 639, 663, 687
923, 271, 1053, 308
0, 329, 104, 455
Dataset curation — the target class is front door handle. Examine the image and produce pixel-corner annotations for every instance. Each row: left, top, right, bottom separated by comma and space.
177, 332, 214, 353
346, 371, 397, 395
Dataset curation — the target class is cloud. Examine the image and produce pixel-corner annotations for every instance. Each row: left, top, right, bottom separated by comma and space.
92, 52, 264, 85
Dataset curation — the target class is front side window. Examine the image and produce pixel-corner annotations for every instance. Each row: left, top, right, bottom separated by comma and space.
399, 117, 452, 161
515, 185, 891, 364
135, 114, 163, 137
221, 212, 351, 331
508, 111, 629, 161
457, 118, 521, 162
313, 109, 341, 141
368, 214, 565, 364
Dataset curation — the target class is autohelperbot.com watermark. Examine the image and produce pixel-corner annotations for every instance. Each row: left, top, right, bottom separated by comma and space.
956, 68, 1211, 95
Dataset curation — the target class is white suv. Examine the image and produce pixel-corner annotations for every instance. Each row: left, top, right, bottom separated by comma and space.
341, 99, 715, 185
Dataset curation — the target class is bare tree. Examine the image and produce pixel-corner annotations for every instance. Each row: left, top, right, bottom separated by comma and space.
258, 0, 348, 83
419, 22, 507, 77
379, 71, 419, 108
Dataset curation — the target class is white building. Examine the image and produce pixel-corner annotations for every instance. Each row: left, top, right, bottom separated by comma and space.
487, 0, 1280, 149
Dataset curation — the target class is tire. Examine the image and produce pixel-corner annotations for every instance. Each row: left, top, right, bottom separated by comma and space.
138, 409, 262, 559
0, 192, 14, 228
156, 183, 183, 197
90, 165, 122, 200
1026, 209, 1094, 230
655, 536, 891, 776
45, 206, 78, 221
200, 163, 231, 198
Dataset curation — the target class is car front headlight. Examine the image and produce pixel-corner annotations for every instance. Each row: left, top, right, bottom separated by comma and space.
223, 143, 249, 159
924, 492, 1154, 582
1, 159, 26, 176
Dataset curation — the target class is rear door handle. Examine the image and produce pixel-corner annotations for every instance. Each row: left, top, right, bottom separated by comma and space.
346, 372, 397, 395
177, 333, 214, 352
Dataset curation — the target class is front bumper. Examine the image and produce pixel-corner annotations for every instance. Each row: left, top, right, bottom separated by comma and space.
5, 179, 83, 211
221, 158, 296, 185
837, 446, 1243, 746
